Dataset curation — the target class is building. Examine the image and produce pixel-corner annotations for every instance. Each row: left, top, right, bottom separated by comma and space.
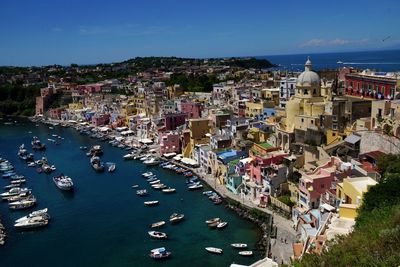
180, 101, 203, 119
159, 131, 181, 156
279, 77, 297, 108
92, 113, 110, 126
336, 176, 377, 219
164, 113, 187, 131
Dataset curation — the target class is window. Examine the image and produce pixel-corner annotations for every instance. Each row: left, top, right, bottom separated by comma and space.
290, 84, 294, 90
332, 115, 337, 122
332, 124, 337, 130
332, 133, 336, 137
313, 89, 317, 95
321, 184, 324, 189
311, 120, 314, 124
304, 89, 308, 95
301, 118, 304, 122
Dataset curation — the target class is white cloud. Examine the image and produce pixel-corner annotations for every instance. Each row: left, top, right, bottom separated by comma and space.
300, 38, 369, 48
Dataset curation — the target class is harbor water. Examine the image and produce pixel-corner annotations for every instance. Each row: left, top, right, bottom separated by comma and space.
0, 118, 262, 267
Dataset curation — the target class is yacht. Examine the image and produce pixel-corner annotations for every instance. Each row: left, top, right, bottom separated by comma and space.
1, 187, 30, 200
9, 196, 36, 210
14, 216, 49, 229
53, 174, 74, 191
148, 231, 167, 239
15, 208, 49, 223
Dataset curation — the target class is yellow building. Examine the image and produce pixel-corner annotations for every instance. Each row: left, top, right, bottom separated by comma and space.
245, 102, 265, 118
68, 103, 83, 110
336, 177, 377, 219
261, 88, 280, 106
183, 118, 211, 158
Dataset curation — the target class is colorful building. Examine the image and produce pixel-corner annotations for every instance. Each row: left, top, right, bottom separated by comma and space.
164, 113, 187, 131
159, 131, 181, 156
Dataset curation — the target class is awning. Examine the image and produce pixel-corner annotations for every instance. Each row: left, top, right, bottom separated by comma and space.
139, 138, 153, 144
181, 157, 198, 166
320, 203, 336, 212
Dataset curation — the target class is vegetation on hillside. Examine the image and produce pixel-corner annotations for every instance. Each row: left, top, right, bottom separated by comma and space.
293, 154, 400, 267
0, 83, 43, 116
165, 73, 219, 92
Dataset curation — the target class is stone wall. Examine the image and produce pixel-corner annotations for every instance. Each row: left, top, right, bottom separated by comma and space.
360, 132, 400, 154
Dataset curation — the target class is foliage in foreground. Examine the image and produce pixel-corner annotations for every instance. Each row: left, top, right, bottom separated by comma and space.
294, 161, 400, 267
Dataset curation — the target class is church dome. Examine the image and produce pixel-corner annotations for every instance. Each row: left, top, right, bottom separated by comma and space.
296, 57, 320, 87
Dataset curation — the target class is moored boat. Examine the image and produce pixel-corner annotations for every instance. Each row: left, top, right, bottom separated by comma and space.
90, 156, 105, 172
148, 231, 167, 239
150, 221, 165, 228
205, 218, 220, 224
31, 136, 46, 151
14, 216, 48, 229
238, 251, 253, 256
205, 247, 223, 254
231, 243, 248, 249
144, 200, 159, 206
162, 188, 176, 193
9, 196, 36, 210
108, 163, 116, 172
53, 174, 74, 191
188, 183, 203, 190
149, 247, 171, 260
169, 213, 184, 223
143, 157, 161, 166
136, 189, 148, 196
217, 221, 228, 229
86, 145, 103, 157
15, 208, 49, 223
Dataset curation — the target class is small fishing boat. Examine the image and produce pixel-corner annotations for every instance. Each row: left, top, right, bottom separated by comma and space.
205, 247, 223, 254
131, 184, 139, 188
148, 231, 168, 239
144, 200, 159, 206
122, 153, 135, 160
149, 247, 171, 260
162, 188, 176, 193
150, 221, 165, 228
208, 221, 220, 228
188, 184, 203, 190
217, 221, 228, 229
205, 218, 220, 224
136, 189, 148, 196
142, 172, 153, 178
238, 251, 253, 256
143, 157, 161, 166
108, 163, 116, 173
231, 243, 248, 249
169, 213, 184, 223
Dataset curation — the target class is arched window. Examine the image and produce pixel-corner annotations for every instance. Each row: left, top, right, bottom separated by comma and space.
304, 89, 308, 95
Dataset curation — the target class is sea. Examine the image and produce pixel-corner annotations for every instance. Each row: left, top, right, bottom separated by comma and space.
258, 49, 400, 72
0, 119, 262, 267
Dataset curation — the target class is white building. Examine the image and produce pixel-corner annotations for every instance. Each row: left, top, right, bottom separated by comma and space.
279, 77, 297, 108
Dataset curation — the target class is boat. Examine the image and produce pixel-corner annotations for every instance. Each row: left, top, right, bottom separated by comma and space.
122, 153, 135, 160
136, 189, 148, 196
90, 156, 105, 172
337, 60, 343, 64
17, 144, 34, 161
4, 183, 21, 189
1, 187, 30, 200
79, 146, 87, 150
11, 179, 25, 184
144, 200, 159, 206
15, 208, 49, 223
86, 145, 103, 157
148, 231, 167, 239
231, 243, 248, 249
162, 188, 176, 193
238, 251, 253, 256
9, 196, 36, 210
131, 184, 139, 188
208, 221, 220, 228
108, 163, 116, 172
53, 174, 74, 191
205, 247, 223, 254
31, 136, 46, 151
146, 177, 158, 182
205, 218, 220, 224
217, 221, 228, 229
169, 213, 184, 223
188, 184, 203, 190
202, 190, 213, 196
14, 216, 48, 229
152, 184, 167, 190
142, 172, 153, 178
7, 191, 32, 202
213, 198, 223, 205
143, 157, 161, 166
150, 221, 165, 228
149, 179, 160, 185
27, 162, 36, 167
149, 247, 171, 260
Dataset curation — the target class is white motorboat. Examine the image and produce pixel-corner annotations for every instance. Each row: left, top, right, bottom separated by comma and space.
15, 208, 49, 223
231, 243, 248, 249
131, 184, 139, 188
143, 157, 161, 166
150, 221, 165, 228
162, 188, 176, 193
14, 216, 48, 229
205, 247, 223, 254
239, 251, 253, 256
205, 218, 220, 224
169, 213, 184, 223
122, 153, 135, 160
142, 172, 153, 178
151, 184, 166, 190
1, 187, 30, 200
217, 221, 228, 229
53, 174, 74, 191
108, 163, 116, 172
149, 247, 171, 260
148, 231, 167, 239
149, 179, 160, 185
9, 197, 36, 210
136, 189, 148, 196
188, 184, 203, 190
144, 200, 159, 206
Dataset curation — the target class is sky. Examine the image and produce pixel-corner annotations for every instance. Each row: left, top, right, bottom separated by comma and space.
1, 0, 400, 66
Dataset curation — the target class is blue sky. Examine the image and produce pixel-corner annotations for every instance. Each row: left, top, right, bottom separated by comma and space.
1, 0, 400, 66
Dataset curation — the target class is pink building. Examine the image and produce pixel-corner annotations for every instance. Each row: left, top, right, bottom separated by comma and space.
164, 113, 187, 131
298, 157, 351, 210
180, 101, 203, 119
92, 114, 110, 126
159, 132, 181, 155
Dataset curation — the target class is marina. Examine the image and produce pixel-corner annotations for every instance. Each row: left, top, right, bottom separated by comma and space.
0, 119, 261, 267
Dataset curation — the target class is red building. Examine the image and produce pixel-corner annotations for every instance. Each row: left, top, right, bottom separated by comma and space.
164, 113, 187, 131
344, 71, 398, 100
180, 101, 203, 119
92, 114, 110, 126
159, 132, 181, 155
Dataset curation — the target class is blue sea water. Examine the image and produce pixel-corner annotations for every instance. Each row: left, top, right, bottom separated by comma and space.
0, 119, 262, 267
258, 49, 400, 72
